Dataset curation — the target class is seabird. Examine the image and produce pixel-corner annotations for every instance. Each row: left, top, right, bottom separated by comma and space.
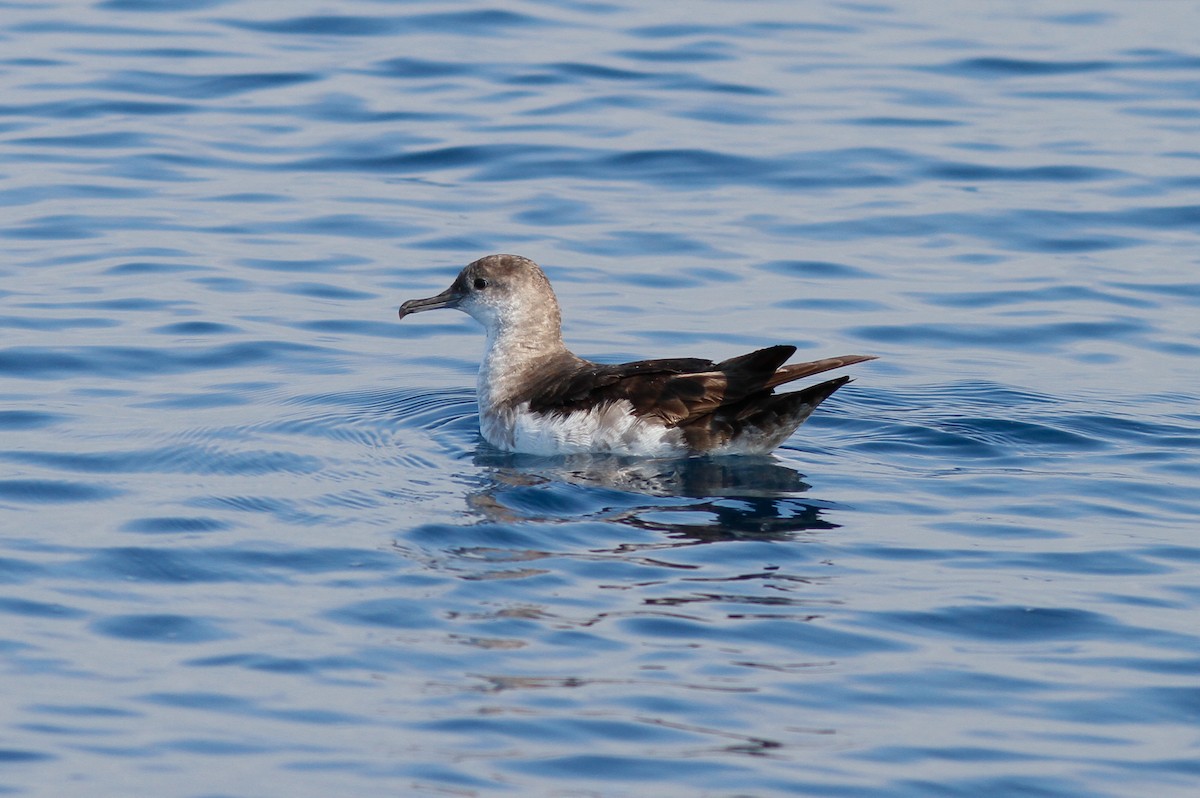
398, 254, 874, 456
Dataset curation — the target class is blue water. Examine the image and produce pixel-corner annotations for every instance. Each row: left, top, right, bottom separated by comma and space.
2, 2, 1199, 796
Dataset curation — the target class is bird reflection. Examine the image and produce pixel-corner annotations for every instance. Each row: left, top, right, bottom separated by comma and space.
467, 449, 840, 543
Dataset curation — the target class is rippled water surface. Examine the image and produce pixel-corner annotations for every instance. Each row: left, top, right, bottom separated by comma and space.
2, 1, 1199, 796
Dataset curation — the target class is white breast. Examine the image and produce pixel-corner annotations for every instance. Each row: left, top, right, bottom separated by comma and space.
483, 400, 685, 456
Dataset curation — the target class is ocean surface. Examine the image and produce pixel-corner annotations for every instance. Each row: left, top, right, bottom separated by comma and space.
2, 1, 1199, 796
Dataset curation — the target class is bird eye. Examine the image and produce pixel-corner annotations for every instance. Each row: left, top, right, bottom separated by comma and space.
473, 277, 488, 290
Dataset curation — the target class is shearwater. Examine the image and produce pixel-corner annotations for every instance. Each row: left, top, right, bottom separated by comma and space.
398, 254, 874, 456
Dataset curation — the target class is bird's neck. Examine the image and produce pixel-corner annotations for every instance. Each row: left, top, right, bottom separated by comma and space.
478, 321, 575, 411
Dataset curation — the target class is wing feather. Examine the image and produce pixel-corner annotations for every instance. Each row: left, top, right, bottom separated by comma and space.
524, 346, 873, 431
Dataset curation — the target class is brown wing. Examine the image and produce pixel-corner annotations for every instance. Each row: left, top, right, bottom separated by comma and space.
527, 346, 873, 429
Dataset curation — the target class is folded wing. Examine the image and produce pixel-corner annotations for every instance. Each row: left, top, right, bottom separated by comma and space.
527, 345, 875, 433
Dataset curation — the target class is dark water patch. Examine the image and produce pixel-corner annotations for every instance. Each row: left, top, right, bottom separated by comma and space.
211, 214, 420, 239
629, 24, 731, 38
371, 57, 474, 79
290, 143, 543, 174
0, 479, 121, 504
0, 57, 65, 67
186, 493, 338, 526
1105, 281, 1200, 305
846, 116, 962, 128
618, 44, 734, 64
30, 703, 140, 718
930, 521, 1069, 540
842, 383, 1105, 460
880, 606, 1118, 641
756, 259, 876, 279
10, 131, 160, 149
92, 614, 228, 643
983, 550, 1170, 576
516, 64, 772, 97
1037, 685, 1200, 727
104, 260, 204, 275
923, 162, 1122, 182
120, 516, 231, 535
408, 234, 498, 251
860, 382, 1056, 411
0, 556, 46, 584
3, 213, 194, 241
914, 284, 1157, 310
292, 319, 406, 338
141, 691, 363, 725
941, 416, 1104, 452
529, 62, 656, 84
324, 597, 439, 630
73, 47, 230, 60
134, 389, 256, 410
150, 321, 240, 335
681, 102, 782, 125
201, 192, 291, 204
100, 0, 230, 10
96, 70, 320, 100
477, 146, 907, 189
1120, 48, 1200, 69
3, 217, 103, 240
0, 410, 70, 430
853, 744, 1034, 764
0, 749, 54, 763
619, 615, 902, 656
279, 95, 470, 125
80, 547, 245, 583
0, 98, 198, 118
1013, 89, 1139, 103
506, 753, 739, 782
221, 14, 401, 37
161, 739, 279, 756
0, 341, 338, 380
1058, 412, 1200, 449
1121, 204, 1200, 229
406, 521, 566, 554
1044, 11, 1113, 25
896, 775, 1091, 798
630, 21, 853, 39
751, 210, 1144, 252
224, 9, 550, 37
20, 296, 189, 312
277, 282, 376, 300
778, 297, 887, 312
934, 57, 1113, 78
421, 714, 703, 746
1145, 545, 1200, 565
186, 652, 376, 674
564, 230, 725, 259
519, 94, 656, 117
9, 20, 176, 36
291, 143, 911, 190
218, 547, 397, 575
73, 545, 390, 583
192, 276, 256, 293
850, 318, 1149, 351
0, 597, 86, 620
0, 184, 154, 207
